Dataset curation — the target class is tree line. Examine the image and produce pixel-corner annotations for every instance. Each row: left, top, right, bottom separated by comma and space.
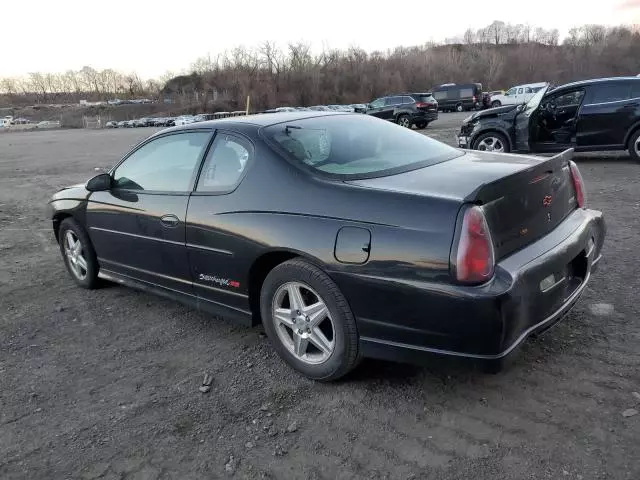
1, 22, 639, 111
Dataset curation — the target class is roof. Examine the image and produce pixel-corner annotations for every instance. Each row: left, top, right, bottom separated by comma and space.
556, 76, 640, 90
160, 111, 350, 134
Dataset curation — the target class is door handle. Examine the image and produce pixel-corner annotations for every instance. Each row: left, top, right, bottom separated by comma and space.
160, 214, 180, 228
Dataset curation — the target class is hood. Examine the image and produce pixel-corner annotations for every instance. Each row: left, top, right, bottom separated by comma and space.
346, 149, 545, 202
465, 104, 519, 123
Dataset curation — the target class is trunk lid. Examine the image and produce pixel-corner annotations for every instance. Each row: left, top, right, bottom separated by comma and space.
347, 149, 579, 260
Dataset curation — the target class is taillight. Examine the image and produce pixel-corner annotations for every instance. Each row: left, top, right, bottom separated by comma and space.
454, 206, 495, 284
472, 95, 477, 102
416, 101, 437, 108
569, 160, 586, 208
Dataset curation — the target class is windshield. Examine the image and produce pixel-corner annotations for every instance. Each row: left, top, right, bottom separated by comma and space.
524, 85, 549, 111
262, 115, 462, 179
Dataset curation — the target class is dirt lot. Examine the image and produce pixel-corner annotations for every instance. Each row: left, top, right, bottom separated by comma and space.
1, 116, 639, 480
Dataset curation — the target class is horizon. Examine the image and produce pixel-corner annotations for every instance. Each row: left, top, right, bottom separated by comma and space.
2, 0, 639, 79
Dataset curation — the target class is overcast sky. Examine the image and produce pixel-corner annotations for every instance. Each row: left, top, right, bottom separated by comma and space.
3, 0, 639, 78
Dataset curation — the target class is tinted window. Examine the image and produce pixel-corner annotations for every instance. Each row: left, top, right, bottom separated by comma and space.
552, 90, 585, 107
632, 81, 640, 99
197, 133, 251, 192
402, 96, 415, 104
263, 115, 462, 179
433, 91, 447, 100
459, 88, 473, 98
113, 132, 210, 191
386, 96, 403, 106
590, 83, 631, 104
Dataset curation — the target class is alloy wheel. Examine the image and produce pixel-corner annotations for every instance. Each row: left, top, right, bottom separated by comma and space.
398, 116, 411, 128
64, 230, 88, 280
477, 136, 505, 153
272, 282, 335, 365
635, 136, 640, 156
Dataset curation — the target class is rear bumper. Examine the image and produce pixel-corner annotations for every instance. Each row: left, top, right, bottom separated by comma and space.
349, 208, 605, 368
411, 111, 438, 123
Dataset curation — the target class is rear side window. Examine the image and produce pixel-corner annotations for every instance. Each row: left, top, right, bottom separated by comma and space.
263, 114, 462, 179
590, 83, 631, 104
196, 133, 251, 193
459, 88, 473, 98
385, 96, 403, 106
402, 96, 415, 104
433, 91, 447, 100
633, 81, 640, 99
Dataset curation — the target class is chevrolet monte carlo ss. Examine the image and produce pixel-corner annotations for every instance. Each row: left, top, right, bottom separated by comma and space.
49, 112, 605, 381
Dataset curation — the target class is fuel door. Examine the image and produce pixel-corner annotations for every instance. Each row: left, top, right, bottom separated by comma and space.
334, 227, 371, 264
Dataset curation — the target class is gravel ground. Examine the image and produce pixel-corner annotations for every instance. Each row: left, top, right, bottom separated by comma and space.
1, 117, 639, 480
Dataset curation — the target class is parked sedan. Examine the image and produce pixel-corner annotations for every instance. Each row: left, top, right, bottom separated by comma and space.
458, 77, 640, 161
49, 112, 605, 381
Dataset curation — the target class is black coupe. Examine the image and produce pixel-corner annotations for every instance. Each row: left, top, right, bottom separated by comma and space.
49, 112, 605, 381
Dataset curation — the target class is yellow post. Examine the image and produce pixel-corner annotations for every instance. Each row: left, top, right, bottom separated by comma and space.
245, 95, 250, 116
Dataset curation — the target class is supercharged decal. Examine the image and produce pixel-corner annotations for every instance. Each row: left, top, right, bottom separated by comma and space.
198, 274, 240, 288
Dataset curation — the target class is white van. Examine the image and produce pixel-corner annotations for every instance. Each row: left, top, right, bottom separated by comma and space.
490, 82, 547, 107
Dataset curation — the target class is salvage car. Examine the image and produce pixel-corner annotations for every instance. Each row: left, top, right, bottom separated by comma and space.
49, 112, 605, 381
458, 77, 640, 161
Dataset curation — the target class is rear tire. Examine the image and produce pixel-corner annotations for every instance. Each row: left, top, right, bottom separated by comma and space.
456, 104, 464, 112
472, 131, 510, 153
628, 129, 640, 162
397, 114, 411, 128
260, 259, 360, 381
58, 218, 99, 289
415, 121, 428, 129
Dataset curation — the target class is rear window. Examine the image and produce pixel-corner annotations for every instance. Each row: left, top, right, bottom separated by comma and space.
262, 115, 462, 179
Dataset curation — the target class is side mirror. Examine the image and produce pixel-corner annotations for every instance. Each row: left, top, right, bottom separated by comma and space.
86, 173, 112, 192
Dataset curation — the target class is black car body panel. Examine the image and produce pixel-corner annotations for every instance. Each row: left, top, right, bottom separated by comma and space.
49, 112, 605, 368
459, 77, 640, 154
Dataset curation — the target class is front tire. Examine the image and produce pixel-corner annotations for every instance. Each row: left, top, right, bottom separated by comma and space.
491, 100, 501, 108
260, 259, 360, 381
628, 129, 640, 162
58, 217, 99, 289
473, 131, 510, 153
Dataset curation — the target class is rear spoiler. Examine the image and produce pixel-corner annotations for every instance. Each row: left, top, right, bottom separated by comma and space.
464, 148, 574, 204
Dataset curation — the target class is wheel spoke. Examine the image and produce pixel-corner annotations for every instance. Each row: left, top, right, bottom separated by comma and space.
309, 328, 332, 355
287, 284, 305, 313
274, 307, 294, 328
76, 255, 88, 271
304, 301, 328, 327
293, 334, 309, 357
65, 231, 75, 250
